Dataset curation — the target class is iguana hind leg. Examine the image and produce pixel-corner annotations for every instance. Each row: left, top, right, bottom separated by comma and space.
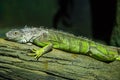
89, 47, 116, 62
28, 43, 53, 60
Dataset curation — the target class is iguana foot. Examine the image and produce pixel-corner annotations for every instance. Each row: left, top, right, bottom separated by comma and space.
27, 44, 53, 60
27, 48, 45, 60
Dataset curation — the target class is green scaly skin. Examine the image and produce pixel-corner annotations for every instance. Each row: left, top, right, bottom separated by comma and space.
6, 27, 120, 62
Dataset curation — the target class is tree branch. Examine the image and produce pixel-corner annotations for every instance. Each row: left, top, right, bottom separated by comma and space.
0, 38, 120, 80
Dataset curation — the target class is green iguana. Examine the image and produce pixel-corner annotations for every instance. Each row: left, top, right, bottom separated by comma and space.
6, 26, 120, 62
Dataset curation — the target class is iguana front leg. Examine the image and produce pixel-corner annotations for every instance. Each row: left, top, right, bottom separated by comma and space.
28, 43, 53, 60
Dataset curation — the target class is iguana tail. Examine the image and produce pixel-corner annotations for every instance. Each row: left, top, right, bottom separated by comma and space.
116, 48, 120, 61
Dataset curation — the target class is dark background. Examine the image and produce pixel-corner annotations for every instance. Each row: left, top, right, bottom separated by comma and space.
0, 0, 117, 44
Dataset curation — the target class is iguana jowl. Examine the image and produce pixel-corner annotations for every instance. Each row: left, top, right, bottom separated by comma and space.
6, 26, 120, 62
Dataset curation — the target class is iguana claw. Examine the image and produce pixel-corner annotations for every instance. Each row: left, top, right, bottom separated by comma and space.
27, 48, 44, 60
27, 44, 53, 60
34, 48, 44, 60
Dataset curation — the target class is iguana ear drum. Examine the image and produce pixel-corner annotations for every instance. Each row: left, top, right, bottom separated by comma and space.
37, 32, 48, 42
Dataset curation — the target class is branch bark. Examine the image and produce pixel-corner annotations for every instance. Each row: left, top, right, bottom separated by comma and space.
0, 38, 120, 80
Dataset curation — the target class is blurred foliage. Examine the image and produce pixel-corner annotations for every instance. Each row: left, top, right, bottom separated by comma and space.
0, 0, 58, 38
0, 0, 57, 27
0, 0, 92, 38
111, 25, 120, 47
110, 0, 120, 47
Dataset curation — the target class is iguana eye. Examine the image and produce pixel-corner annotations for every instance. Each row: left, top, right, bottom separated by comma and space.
14, 31, 19, 35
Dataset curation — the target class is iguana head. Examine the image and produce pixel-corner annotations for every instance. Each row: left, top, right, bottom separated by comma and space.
6, 26, 48, 43
6, 29, 26, 43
